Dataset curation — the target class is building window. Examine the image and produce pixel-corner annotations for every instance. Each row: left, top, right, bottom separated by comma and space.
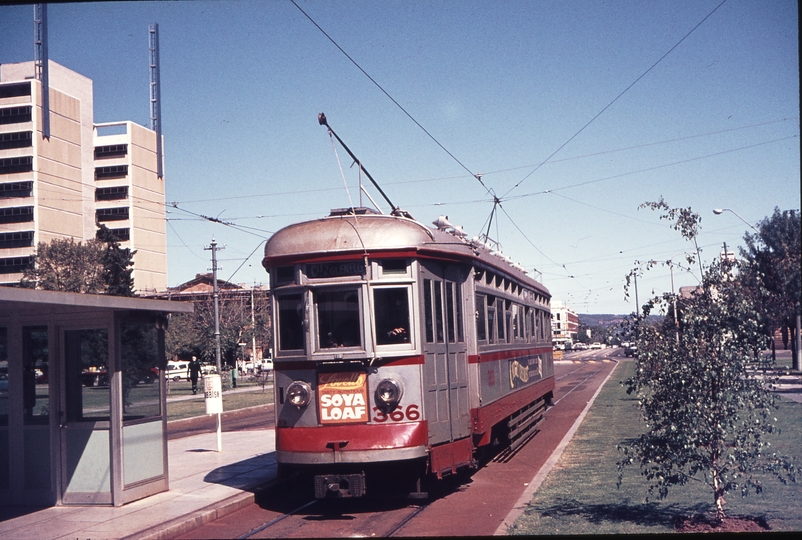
94, 165, 128, 180
0, 106, 32, 126
97, 227, 129, 242
0, 156, 33, 175
0, 206, 33, 224
94, 144, 128, 159
0, 82, 31, 99
0, 230, 34, 249
0, 131, 32, 150
95, 186, 128, 201
0, 181, 33, 198
0, 256, 33, 274
96, 207, 129, 222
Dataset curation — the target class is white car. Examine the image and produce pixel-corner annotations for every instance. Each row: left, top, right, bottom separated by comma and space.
165, 361, 189, 381
589, 342, 602, 350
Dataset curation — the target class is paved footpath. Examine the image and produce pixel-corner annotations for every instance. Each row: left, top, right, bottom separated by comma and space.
0, 430, 277, 540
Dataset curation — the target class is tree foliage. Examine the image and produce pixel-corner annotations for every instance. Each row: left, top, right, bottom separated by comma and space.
21, 225, 136, 296
618, 201, 797, 522
739, 208, 801, 355
165, 290, 271, 366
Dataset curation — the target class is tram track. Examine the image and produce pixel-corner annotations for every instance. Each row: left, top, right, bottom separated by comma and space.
173, 357, 618, 539
214, 496, 431, 539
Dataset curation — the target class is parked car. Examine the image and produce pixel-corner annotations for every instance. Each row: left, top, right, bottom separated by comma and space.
589, 342, 602, 350
573, 342, 588, 350
625, 343, 638, 357
165, 361, 189, 381
244, 359, 273, 373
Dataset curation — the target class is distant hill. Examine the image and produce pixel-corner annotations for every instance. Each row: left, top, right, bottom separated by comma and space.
578, 314, 627, 327
578, 313, 663, 327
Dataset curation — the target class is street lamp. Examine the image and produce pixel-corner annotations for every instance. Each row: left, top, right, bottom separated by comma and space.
713, 208, 759, 232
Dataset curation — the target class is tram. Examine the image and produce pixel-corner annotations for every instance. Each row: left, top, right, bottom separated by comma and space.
262, 207, 554, 499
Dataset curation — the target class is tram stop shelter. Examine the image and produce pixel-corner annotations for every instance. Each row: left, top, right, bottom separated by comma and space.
0, 287, 193, 507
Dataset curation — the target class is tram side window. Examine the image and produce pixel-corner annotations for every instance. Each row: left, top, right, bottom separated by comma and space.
277, 294, 304, 351
525, 307, 533, 342
315, 289, 362, 349
455, 282, 464, 342
498, 299, 506, 343
446, 282, 456, 343
434, 281, 445, 343
423, 279, 434, 343
476, 294, 487, 342
537, 309, 544, 341
487, 295, 496, 344
506, 300, 514, 344
374, 287, 411, 345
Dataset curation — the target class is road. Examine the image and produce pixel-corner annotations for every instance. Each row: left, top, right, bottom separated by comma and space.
171, 352, 619, 538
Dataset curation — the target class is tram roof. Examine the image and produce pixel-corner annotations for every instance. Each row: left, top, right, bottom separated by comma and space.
263, 208, 550, 296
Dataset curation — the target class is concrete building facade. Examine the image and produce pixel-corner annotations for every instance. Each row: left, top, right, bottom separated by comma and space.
0, 61, 166, 292
551, 300, 579, 346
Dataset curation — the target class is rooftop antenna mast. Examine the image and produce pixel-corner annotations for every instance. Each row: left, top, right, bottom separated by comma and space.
318, 113, 411, 219
34, 4, 50, 138
149, 23, 163, 178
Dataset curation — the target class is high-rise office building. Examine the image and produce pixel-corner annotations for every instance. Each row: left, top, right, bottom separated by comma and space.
0, 61, 166, 292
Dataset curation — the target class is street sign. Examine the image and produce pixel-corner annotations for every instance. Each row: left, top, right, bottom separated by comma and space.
204, 374, 223, 415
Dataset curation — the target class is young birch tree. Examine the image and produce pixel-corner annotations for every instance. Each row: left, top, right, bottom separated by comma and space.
618, 200, 796, 522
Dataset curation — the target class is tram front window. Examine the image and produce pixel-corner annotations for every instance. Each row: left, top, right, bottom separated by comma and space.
315, 289, 362, 349
277, 294, 305, 351
374, 287, 410, 345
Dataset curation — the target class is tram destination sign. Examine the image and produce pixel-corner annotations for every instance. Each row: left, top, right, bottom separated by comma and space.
307, 260, 365, 279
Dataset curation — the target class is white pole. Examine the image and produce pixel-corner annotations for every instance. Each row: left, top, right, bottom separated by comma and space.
216, 412, 222, 452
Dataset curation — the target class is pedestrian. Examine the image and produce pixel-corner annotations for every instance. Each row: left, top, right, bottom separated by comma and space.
188, 356, 202, 395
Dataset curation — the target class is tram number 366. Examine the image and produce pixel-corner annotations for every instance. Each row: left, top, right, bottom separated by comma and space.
372, 404, 420, 423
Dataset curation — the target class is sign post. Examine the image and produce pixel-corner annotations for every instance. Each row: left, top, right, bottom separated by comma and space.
204, 374, 223, 452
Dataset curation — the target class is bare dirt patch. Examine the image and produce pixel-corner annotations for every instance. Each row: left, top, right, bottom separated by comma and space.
674, 514, 770, 533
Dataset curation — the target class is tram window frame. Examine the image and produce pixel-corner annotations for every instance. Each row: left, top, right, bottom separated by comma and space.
506, 300, 514, 344
475, 293, 487, 342
276, 293, 305, 353
313, 287, 363, 351
496, 298, 506, 343
446, 282, 456, 343
373, 285, 414, 348
487, 295, 497, 344
433, 281, 445, 343
274, 266, 296, 286
423, 279, 434, 343
526, 307, 533, 343
378, 258, 409, 278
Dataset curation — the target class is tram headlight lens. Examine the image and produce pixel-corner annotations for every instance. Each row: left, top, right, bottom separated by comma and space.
375, 378, 403, 407
286, 381, 312, 408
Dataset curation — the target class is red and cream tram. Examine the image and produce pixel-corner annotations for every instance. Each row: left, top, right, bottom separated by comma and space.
262, 207, 554, 498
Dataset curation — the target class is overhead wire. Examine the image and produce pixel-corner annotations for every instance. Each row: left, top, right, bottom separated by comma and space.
501, 0, 730, 198
288, 0, 489, 196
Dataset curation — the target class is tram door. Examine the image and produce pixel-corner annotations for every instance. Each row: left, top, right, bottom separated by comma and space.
419, 262, 470, 445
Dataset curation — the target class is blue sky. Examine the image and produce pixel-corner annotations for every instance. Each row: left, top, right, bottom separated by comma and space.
1, 0, 798, 314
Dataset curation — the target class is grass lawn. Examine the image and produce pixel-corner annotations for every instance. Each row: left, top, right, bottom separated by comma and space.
508, 360, 802, 535
166, 378, 273, 422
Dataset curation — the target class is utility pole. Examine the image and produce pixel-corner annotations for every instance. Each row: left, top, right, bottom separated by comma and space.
205, 239, 224, 375
795, 301, 801, 372
251, 286, 257, 363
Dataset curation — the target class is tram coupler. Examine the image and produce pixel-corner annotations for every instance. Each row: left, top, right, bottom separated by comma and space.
314, 472, 366, 498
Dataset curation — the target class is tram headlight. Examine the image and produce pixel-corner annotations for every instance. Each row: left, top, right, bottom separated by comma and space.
375, 378, 403, 407
286, 381, 312, 408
